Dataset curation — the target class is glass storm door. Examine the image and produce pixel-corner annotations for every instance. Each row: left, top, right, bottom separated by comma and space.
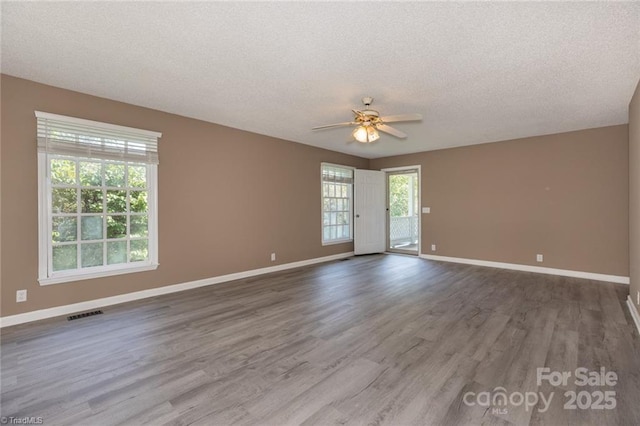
387, 170, 419, 254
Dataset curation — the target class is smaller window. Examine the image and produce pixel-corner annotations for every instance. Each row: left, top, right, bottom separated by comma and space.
321, 163, 354, 245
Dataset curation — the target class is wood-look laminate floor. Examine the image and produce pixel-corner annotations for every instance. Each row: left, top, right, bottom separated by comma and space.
1, 254, 639, 425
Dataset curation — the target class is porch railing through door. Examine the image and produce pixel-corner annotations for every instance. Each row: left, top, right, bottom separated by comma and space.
390, 215, 419, 248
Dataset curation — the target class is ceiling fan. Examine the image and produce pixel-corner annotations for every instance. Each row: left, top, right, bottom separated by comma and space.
312, 97, 422, 143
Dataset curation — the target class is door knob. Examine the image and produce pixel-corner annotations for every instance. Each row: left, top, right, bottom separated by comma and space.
356, 214, 360, 218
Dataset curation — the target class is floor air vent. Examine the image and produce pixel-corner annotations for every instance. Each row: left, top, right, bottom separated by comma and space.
68, 310, 103, 321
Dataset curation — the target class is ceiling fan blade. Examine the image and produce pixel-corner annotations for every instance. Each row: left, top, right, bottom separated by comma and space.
377, 124, 407, 139
379, 113, 422, 123
312, 122, 357, 130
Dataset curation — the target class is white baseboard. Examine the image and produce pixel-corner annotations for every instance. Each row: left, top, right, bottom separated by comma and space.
419, 254, 630, 284
628, 296, 640, 336
0, 252, 354, 328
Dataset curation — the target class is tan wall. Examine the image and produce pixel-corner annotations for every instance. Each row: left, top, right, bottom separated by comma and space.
0, 75, 368, 317
371, 126, 630, 276
0, 73, 632, 319
630, 78, 640, 311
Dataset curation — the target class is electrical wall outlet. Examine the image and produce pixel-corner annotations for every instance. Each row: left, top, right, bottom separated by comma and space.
536, 254, 543, 262
16, 289, 27, 303
422, 207, 431, 214
271, 252, 276, 262
431, 244, 436, 252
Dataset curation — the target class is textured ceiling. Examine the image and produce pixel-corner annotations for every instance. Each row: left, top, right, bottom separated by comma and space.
2, 2, 639, 159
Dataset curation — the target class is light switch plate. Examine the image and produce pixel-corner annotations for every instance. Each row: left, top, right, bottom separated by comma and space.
422, 207, 431, 214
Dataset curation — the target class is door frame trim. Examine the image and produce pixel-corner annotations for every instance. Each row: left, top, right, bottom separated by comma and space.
381, 165, 422, 255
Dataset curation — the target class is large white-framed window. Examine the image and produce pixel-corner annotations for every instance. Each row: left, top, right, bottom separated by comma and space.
36, 111, 161, 285
321, 163, 354, 245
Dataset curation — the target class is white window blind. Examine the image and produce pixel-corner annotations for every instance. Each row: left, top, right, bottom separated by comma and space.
36, 111, 161, 164
322, 164, 354, 184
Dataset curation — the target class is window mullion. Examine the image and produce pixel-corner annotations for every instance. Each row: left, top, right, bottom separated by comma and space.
102, 166, 107, 267
126, 164, 130, 264
47, 156, 54, 277
102, 160, 107, 266
75, 161, 81, 270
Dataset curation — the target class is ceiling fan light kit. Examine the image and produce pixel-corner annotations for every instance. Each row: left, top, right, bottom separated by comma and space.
312, 97, 422, 144
353, 125, 380, 143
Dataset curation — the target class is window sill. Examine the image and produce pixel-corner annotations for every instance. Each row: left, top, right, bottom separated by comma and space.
39, 263, 159, 286
322, 239, 353, 246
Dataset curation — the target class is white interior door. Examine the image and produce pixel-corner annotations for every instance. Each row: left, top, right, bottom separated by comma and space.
354, 169, 386, 255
